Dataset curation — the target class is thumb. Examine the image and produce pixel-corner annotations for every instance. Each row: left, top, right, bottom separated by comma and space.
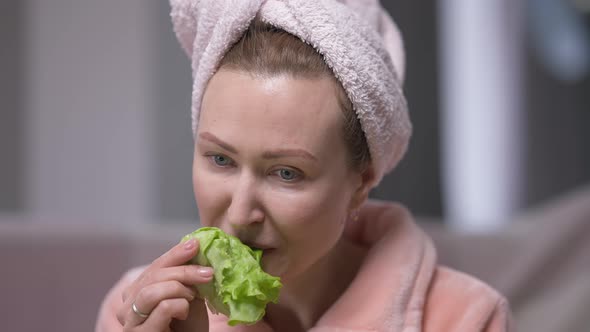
171, 298, 209, 331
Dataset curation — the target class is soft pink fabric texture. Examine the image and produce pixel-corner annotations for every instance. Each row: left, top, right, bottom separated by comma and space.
95, 200, 511, 331
169, 0, 412, 188
203, 201, 511, 331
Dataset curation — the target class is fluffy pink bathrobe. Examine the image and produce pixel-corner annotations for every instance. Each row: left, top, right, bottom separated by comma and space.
206, 201, 511, 331
96, 201, 511, 331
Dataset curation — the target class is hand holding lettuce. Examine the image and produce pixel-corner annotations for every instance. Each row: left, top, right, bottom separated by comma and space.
181, 227, 282, 326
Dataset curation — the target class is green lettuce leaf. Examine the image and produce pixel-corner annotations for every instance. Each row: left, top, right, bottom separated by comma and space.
181, 227, 282, 326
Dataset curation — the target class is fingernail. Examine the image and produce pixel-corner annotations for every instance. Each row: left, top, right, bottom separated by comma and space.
198, 267, 213, 277
184, 239, 196, 250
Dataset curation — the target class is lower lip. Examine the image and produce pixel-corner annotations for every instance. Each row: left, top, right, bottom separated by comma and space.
262, 248, 276, 255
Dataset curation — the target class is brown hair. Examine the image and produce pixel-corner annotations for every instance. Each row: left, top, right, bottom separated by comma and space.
219, 17, 371, 171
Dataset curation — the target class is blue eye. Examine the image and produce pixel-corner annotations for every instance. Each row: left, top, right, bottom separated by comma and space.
211, 154, 232, 167
277, 168, 300, 181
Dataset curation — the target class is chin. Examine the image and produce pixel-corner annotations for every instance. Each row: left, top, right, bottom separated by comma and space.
260, 249, 290, 279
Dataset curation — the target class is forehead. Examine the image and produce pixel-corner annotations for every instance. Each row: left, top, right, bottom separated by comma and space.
199, 70, 345, 153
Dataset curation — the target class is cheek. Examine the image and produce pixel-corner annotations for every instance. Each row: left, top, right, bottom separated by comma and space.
192, 160, 228, 227
266, 179, 352, 272
271, 187, 347, 230
270, 170, 353, 228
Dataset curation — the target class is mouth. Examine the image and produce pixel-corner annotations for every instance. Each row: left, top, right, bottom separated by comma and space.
244, 242, 276, 254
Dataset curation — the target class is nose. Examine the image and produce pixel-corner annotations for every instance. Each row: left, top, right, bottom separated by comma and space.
226, 171, 265, 228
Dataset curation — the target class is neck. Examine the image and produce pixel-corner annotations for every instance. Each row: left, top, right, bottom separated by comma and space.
265, 237, 366, 331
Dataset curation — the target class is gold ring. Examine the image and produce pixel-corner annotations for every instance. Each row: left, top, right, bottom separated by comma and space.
132, 302, 150, 318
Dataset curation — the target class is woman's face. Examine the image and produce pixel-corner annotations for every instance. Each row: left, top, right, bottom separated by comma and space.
193, 69, 368, 280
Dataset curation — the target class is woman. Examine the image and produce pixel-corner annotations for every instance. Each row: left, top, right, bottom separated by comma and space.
97, 0, 511, 331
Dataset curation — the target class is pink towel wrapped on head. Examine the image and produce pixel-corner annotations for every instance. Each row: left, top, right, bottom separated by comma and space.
170, 0, 411, 188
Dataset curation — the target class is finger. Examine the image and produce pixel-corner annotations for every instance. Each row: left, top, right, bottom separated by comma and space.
171, 298, 209, 331
135, 298, 190, 331
122, 264, 213, 303
140, 265, 214, 292
118, 265, 213, 325
122, 239, 202, 302
124, 280, 196, 327
153, 238, 200, 269
123, 239, 199, 300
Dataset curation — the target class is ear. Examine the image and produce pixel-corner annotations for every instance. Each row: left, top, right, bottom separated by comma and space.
348, 165, 375, 213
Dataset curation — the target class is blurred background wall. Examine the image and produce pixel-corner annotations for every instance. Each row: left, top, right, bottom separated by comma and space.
1, 0, 198, 224
0, 0, 589, 228
0, 0, 24, 214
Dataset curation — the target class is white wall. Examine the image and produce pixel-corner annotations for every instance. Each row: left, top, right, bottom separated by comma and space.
24, 0, 159, 223
1, 0, 198, 224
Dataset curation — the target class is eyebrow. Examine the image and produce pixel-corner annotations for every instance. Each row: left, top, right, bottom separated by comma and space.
199, 132, 238, 154
262, 149, 318, 162
198, 131, 318, 162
